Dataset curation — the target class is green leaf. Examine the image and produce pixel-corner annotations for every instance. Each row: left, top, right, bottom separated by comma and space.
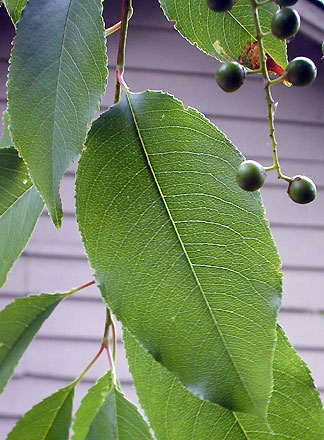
72, 372, 153, 440
124, 326, 324, 439
0, 110, 13, 148
72, 373, 112, 440
0, 148, 44, 288
6, 383, 75, 440
8, 0, 108, 227
3, 0, 27, 24
76, 90, 282, 417
159, 0, 287, 69
0, 292, 67, 395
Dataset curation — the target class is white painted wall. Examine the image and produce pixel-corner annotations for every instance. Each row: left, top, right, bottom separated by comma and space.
0, 0, 323, 437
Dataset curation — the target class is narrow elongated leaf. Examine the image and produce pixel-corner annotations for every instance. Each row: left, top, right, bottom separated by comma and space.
0, 148, 43, 288
72, 373, 153, 440
76, 91, 282, 417
8, 0, 108, 227
3, 0, 27, 24
72, 373, 112, 440
124, 326, 324, 439
0, 110, 13, 148
159, 0, 287, 69
6, 383, 75, 440
0, 292, 67, 394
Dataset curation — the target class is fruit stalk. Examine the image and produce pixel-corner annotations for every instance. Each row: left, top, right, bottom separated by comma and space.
249, 0, 292, 182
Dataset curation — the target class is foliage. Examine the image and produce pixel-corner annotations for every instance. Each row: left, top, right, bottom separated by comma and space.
0, 0, 323, 437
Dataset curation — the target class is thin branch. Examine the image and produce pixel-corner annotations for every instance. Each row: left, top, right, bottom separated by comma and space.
105, 7, 133, 37
249, 0, 291, 182
114, 0, 132, 104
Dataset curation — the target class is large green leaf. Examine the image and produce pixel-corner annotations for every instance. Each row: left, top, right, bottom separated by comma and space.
124, 326, 324, 439
6, 383, 75, 440
0, 292, 67, 395
72, 373, 153, 440
0, 110, 13, 148
0, 148, 43, 288
3, 0, 27, 24
76, 90, 282, 417
159, 0, 287, 69
8, 0, 108, 227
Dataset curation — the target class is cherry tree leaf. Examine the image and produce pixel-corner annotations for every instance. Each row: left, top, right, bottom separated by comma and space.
0, 110, 13, 148
0, 292, 68, 395
0, 148, 43, 288
3, 0, 27, 24
8, 0, 108, 227
6, 383, 75, 440
159, 0, 287, 69
76, 90, 282, 418
124, 326, 324, 439
72, 372, 153, 440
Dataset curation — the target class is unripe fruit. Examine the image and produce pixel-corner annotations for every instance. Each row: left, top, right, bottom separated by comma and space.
216, 62, 245, 93
288, 176, 317, 204
285, 57, 317, 86
276, 0, 298, 6
271, 8, 300, 40
236, 160, 266, 192
207, 0, 235, 12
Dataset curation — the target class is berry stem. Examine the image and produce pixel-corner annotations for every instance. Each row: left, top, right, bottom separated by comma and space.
249, 0, 291, 182
114, 0, 132, 104
246, 68, 262, 75
268, 74, 286, 86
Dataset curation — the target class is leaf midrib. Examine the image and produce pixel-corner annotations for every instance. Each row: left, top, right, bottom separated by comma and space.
0, 299, 60, 366
125, 92, 259, 414
50, 0, 74, 225
0, 184, 34, 219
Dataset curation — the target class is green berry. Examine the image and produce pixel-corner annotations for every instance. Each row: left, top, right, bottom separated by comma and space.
276, 0, 298, 6
271, 8, 300, 40
216, 62, 245, 93
288, 176, 317, 204
321, 42, 324, 57
207, 0, 235, 12
285, 57, 317, 87
236, 160, 266, 192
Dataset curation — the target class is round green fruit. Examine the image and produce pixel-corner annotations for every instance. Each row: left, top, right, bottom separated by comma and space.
215, 62, 245, 93
276, 0, 298, 6
207, 0, 235, 12
236, 160, 266, 192
285, 57, 317, 86
271, 8, 300, 40
288, 176, 317, 204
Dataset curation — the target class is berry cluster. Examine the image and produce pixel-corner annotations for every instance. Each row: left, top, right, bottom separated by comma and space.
207, 0, 318, 204
237, 161, 317, 204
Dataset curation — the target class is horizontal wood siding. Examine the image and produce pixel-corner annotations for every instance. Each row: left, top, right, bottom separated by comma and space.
0, 0, 324, 437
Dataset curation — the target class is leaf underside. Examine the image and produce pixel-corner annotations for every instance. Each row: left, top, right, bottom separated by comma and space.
7, 0, 108, 227
0, 148, 43, 288
6, 383, 75, 440
124, 326, 324, 439
0, 292, 67, 395
72, 372, 153, 440
158, 0, 287, 69
76, 90, 282, 417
